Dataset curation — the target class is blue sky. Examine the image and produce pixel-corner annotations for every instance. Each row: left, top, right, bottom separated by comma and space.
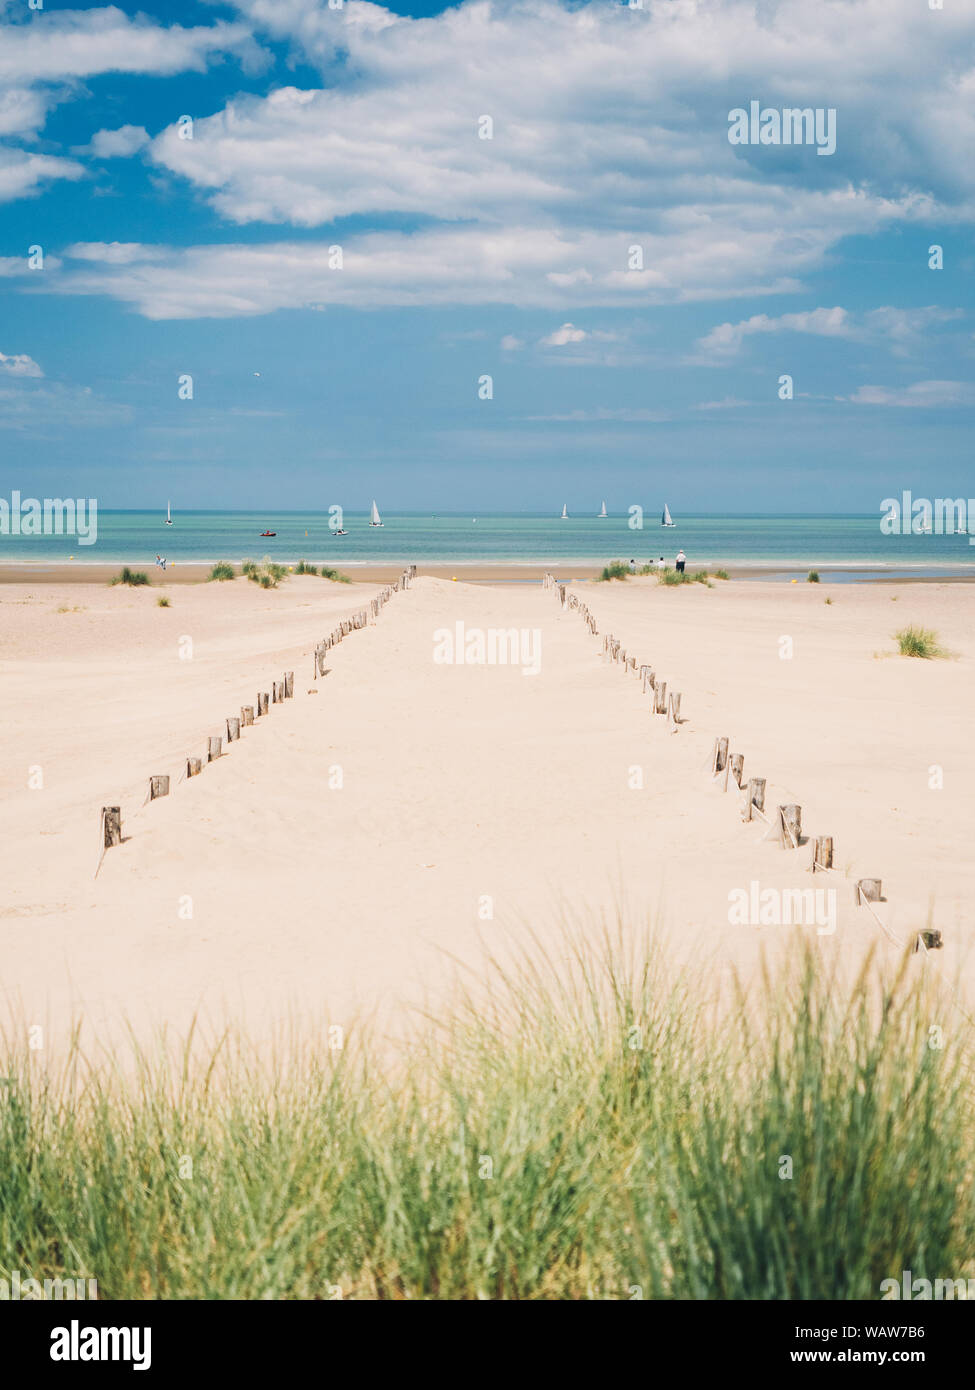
1, 0, 973, 512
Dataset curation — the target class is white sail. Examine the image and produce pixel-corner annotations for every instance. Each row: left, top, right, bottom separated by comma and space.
370, 499, 383, 526
560, 503, 568, 519
662, 503, 675, 526
166, 499, 172, 525
599, 501, 607, 518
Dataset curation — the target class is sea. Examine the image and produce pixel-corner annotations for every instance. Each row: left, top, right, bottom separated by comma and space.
3, 511, 975, 580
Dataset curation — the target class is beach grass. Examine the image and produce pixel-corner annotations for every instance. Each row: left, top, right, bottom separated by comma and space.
660, 568, 713, 587
208, 562, 235, 582
242, 556, 288, 589
109, 567, 150, 587
713, 569, 730, 580
597, 561, 631, 581
807, 571, 820, 583
1, 934, 970, 1301
895, 626, 946, 659
156, 596, 170, 607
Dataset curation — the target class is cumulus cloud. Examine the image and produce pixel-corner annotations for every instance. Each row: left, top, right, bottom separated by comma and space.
7, 0, 975, 313
543, 323, 588, 346
82, 125, 150, 158
0, 350, 42, 377
0, 6, 262, 201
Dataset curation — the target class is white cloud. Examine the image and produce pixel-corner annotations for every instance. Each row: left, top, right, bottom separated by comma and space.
0, 350, 42, 378
7, 0, 975, 312
847, 381, 975, 408
82, 125, 150, 158
0, 6, 262, 201
543, 323, 588, 346
694, 305, 963, 360
500, 334, 524, 351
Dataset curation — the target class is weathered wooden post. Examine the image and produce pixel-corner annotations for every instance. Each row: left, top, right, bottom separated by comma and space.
813, 835, 833, 871
149, 775, 170, 800
730, 753, 744, 788
207, 736, 222, 763
915, 929, 943, 952
744, 777, 765, 821
712, 737, 729, 775
855, 879, 883, 906
102, 806, 122, 847
654, 681, 668, 714
668, 692, 681, 723
779, 804, 802, 848
226, 716, 240, 743
284, 671, 294, 698
186, 757, 202, 778
241, 705, 254, 726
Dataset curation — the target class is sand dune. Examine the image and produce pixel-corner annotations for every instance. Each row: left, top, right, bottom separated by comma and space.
1, 573, 972, 1049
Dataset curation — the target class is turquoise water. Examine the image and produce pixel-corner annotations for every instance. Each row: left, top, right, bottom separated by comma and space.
2, 510, 974, 571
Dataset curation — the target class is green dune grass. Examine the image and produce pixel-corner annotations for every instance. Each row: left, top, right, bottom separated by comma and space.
0, 934, 970, 1300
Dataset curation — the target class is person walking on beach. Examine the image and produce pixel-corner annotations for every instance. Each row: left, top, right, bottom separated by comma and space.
675, 549, 686, 574
629, 558, 637, 573
155, 554, 167, 571
657, 555, 666, 571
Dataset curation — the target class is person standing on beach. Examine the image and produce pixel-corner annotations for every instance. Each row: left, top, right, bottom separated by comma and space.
675, 549, 686, 574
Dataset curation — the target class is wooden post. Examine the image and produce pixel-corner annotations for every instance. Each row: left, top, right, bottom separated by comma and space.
102, 806, 122, 847
654, 681, 668, 714
272, 681, 283, 703
284, 671, 294, 698
208, 736, 222, 762
855, 878, 883, 906
730, 753, 744, 787
257, 692, 269, 715
813, 835, 833, 871
779, 804, 802, 848
744, 777, 765, 821
149, 775, 170, 800
915, 929, 943, 952
186, 757, 202, 778
241, 705, 254, 726
668, 692, 681, 723
226, 716, 240, 743
712, 737, 729, 775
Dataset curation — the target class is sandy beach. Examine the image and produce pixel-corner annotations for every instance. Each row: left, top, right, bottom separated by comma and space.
2, 571, 972, 1051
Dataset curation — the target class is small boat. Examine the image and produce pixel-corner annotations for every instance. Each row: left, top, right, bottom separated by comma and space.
165, 500, 173, 526
333, 528, 348, 536
260, 530, 276, 537
661, 503, 676, 527
369, 500, 384, 528
560, 503, 568, 519
598, 501, 607, 518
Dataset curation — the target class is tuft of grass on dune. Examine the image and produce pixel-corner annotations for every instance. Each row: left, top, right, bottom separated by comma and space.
208, 562, 235, 581
895, 625, 947, 659
0, 934, 972, 1301
110, 567, 150, 587
807, 570, 820, 583
659, 568, 713, 588
242, 555, 287, 589
597, 561, 631, 581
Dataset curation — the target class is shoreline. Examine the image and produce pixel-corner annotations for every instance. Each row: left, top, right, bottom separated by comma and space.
2, 560, 975, 586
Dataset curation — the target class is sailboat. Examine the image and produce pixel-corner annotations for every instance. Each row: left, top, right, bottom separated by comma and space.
165, 500, 173, 526
369, 500, 384, 528
560, 503, 568, 519
598, 501, 607, 518
661, 503, 675, 527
